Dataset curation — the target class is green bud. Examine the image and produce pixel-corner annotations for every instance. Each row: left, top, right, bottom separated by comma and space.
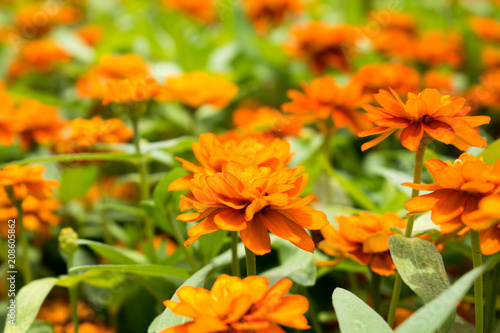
59, 227, 78, 257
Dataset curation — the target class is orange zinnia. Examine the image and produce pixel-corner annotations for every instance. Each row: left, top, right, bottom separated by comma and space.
284, 22, 358, 72
482, 46, 500, 70
157, 71, 238, 110
75, 25, 104, 47
178, 162, 328, 254
467, 194, 500, 255
168, 132, 292, 191
0, 165, 59, 200
243, 0, 302, 34
282, 76, 368, 133
354, 63, 419, 96
318, 212, 406, 276
469, 69, 500, 109
161, 0, 215, 24
162, 274, 310, 332
359, 88, 490, 151
404, 154, 500, 254
470, 16, 500, 43
102, 77, 161, 105
15, 4, 81, 37
368, 10, 418, 35
423, 70, 456, 94
416, 31, 463, 68
54, 116, 133, 154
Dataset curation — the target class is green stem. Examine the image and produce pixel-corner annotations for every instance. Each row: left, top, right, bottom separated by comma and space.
14, 201, 32, 284
167, 211, 198, 271
231, 232, 240, 277
387, 139, 429, 327
131, 118, 158, 264
485, 264, 499, 333
371, 271, 381, 314
68, 257, 79, 333
303, 288, 322, 333
0, 153, 138, 168
471, 230, 484, 333
245, 247, 257, 276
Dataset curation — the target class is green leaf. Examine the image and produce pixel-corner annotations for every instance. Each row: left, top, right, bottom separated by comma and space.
59, 165, 99, 203
389, 235, 454, 333
69, 264, 191, 281
332, 288, 393, 333
197, 229, 228, 264
480, 138, 500, 165
4, 278, 58, 333
0, 153, 138, 168
153, 168, 189, 209
57, 270, 125, 289
75, 239, 146, 264
148, 264, 213, 333
396, 254, 500, 333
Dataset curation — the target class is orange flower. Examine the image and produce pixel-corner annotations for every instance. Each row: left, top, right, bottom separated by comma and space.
318, 212, 406, 276
102, 77, 161, 105
368, 10, 418, 35
354, 63, 419, 96
469, 69, 500, 109
423, 70, 456, 94
370, 30, 416, 61
168, 132, 292, 191
157, 71, 238, 109
403, 154, 500, 254
282, 76, 368, 133
243, 0, 302, 33
466, 194, 500, 255
232, 105, 303, 138
415, 31, 463, 68
161, 0, 215, 24
178, 162, 328, 255
0, 165, 59, 201
15, 4, 81, 37
470, 16, 500, 42
482, 46, 500, 70
54, 116, 133, 154
359, 88, 490, 151
284, 22, 358, 72
75, 24, 103, 46
162, 274, 310, 332
76, 54, 151, 100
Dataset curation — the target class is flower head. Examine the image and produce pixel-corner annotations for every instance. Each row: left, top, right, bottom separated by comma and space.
15, 4, 81, 38
359, 88, 490, 151
243, 0, 302, 33
75, 25, 104, 46
368, 10, 418, 35
102, 77, 161, 105
470, 16, 500, 42
354, 63, 419, 96
466, 194, 500, 254
423, 70, 456, 94
157, 72, 238, 109
318, 212, 406, 276
178, 162, 328, 255
162, 274, 310, 332
284, 22, 358, 72
403, 154, 500, 254
282, 76, 368, 133
416, 31, 463, 68
161, 0, 215, 24
169, 132, 293, 191
0, 165, 59, 201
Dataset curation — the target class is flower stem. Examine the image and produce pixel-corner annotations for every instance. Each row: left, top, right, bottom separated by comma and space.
231, 232, 240, 277
14, 201, 32, 284
245, 247, 257, 276
131, 118, 158, 264
485, 264, 499, 332
371, 271, 381, 314
166, 210, 198, 271
68, 256, 79, 333
387, 139, 429, 327
471, 230, 484, 333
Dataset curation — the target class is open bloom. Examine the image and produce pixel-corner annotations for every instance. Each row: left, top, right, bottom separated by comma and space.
102, 77, 161, 105
178, 162, 328, 255
15, 4, 81, 38
318, 212, 406, 276
404, 154, 500, 254
169, 132, 292, 191
161, 0, 215, 24
470, 16, 500, 43
359, 88, 490, 151
467, 195, 500, 254
243, 0, 302, 34
75, 25, 104, 47
54, 116, 133, 154
0, 165, 59, 201
162, 274, 310, 333
157, 72, 238, 110
354, 63, 419, 96
284, 22, 358, 73
416, 31, 463, 68
282, 76, 368, 133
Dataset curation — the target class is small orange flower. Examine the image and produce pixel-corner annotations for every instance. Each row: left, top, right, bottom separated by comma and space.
359, 88, 490, 151
423, 70, 456, 94
84, 177, 138, 208
284, 22, 358, 72
482, 46, 500, 70
243, 0, 302, 34
168, 132, 292, 191
162, 274, 310, 332
370, 30, 416, 61
102, 77, 161, 105
178, 162, 328, 255
15, 4, 81, 37
470, 16, 500, 42
75, 25, 103, 46
467, 194, 500, 255
232, 105, 303, 138
54, 116, 133, 154
469, 69, 500, 109
282, 76, 368, 133
161, 0, 215, 24
403, 154, 500, 254
157, 71, 238, 110
318, 212, 406, 276
0, 165, 59, 201
368, 10, 418, 35
416, 31, 463, 68
354, 63, 419, 96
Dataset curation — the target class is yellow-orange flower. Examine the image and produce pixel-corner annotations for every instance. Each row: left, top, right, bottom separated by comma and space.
157, 71, 238, 109
15, 4, 81, 37
168, 132, 292, 191
75, 24, 103, 46
416, 31, 463, 68
162, 274, 310, 332
403, 154, 500, 254
359, 88, 490, 151
54, 116, 133, 154
469, 69, 500, 109
102, 77, 161, 105
0, 165, 59, 201
243, 0, 302, 34
482, 46, 500, 70
318, 212, 406, 276
284, 22, 358, 72
161, 0, 215, 24
470, 16, 500, 42
467, 194, 500, 255
354, 63, 419, 96
178, 162, 328, 255
423, 70, 456, 93
282, 76, 368, 133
